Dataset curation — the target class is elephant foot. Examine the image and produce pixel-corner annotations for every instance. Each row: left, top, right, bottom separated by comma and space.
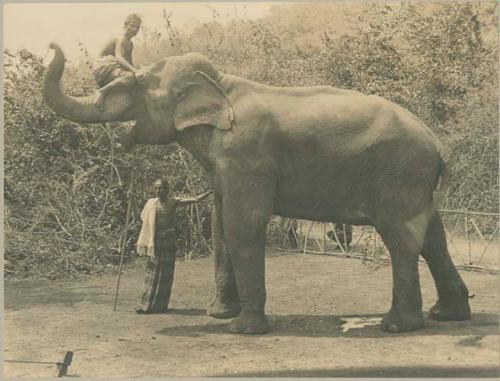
380, 309, 425, 333
228, 312, 269, 334
207, 299, 241, 319
428, 299, 471, 321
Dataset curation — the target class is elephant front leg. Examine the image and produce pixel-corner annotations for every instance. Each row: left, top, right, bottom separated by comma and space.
222, 191, 274, 334
225, 232, 269, 334
207, 194, 241, 319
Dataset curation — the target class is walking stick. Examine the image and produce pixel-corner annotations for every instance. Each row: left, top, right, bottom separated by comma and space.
113, 172, 134, 311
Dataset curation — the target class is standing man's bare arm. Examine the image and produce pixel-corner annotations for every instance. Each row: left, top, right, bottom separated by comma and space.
176, 191, 212, 206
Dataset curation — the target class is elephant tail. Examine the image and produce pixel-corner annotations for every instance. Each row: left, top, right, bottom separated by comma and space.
433, 156, 450, 209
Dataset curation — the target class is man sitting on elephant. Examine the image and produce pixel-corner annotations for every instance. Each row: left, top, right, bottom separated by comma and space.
93, 13, 149, 111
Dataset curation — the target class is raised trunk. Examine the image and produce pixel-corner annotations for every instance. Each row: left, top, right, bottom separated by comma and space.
43, 43, 135, 123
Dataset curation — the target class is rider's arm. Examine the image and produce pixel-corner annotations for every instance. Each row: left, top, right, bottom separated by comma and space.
114, 37, 138, 73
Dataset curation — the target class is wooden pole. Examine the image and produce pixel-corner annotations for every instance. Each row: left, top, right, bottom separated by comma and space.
322, 222, 326, 253
465, 216, 472, 265
330, 225, 347, 256
303, 221, 315, 254
439, 209, 499, 217
470, 218, 485, 240
113, 172, 134, 312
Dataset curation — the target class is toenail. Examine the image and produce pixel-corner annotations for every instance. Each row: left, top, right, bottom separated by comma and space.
389, 324, 400, 332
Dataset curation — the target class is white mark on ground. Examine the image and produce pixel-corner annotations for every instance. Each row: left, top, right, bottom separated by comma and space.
340, 317, 382, 332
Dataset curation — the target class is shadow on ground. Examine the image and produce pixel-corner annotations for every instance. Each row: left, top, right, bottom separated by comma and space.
214, 365, 500, 378
156, 312, 498, 339
5, 281, 108, 310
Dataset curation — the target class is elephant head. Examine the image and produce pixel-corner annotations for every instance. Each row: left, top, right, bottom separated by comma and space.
43, 43, 234, 150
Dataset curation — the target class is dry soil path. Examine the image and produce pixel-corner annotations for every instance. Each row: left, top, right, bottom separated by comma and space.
5, 249, 499, 377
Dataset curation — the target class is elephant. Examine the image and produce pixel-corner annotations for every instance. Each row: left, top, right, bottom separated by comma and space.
43, 43, 471, 334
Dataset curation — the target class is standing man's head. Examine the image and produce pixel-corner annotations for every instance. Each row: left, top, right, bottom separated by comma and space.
154, 178, 169, 200
124, 13, 142, 39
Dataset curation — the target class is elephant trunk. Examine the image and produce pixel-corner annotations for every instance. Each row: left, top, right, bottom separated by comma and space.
43, 43, 135, 123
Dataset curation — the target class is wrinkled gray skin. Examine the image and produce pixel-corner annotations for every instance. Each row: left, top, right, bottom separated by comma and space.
43, 44, 471, 334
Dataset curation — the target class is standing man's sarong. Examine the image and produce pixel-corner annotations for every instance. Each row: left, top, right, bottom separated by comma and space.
138, 229, 176, 312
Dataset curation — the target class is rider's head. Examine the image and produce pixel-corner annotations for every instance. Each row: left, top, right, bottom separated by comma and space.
124, 14, 142, 38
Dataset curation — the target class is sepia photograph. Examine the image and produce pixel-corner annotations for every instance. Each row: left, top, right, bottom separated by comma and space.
3, 1, 499, 378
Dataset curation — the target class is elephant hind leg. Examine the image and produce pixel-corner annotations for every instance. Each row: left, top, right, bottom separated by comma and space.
420, 211, 471, 321
376, 213, 429, 333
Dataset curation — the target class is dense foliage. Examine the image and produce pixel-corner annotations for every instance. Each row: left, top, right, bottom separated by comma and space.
5, 2, 498, 279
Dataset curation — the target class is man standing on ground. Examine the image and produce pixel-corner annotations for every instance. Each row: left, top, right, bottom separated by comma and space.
132, 179, 211, 314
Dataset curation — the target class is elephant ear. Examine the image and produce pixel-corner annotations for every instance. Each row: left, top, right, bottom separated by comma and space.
174, 71, 234, 131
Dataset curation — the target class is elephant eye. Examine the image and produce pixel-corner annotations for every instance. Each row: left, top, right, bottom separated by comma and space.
175, 89, 188, 100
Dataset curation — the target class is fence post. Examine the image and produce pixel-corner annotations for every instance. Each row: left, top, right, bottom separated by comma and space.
322, 223, 326, 253
303, 221, 315, 254
465, 216, 472, 265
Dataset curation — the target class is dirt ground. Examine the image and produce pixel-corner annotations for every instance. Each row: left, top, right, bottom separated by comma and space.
5, 248, 499, 378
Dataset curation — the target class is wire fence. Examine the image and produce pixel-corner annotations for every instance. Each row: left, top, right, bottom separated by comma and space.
274, 209, 499, 274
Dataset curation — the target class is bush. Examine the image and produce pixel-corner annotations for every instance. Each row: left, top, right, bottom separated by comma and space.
5, 2, 498, 278
4, 49, 212, 280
